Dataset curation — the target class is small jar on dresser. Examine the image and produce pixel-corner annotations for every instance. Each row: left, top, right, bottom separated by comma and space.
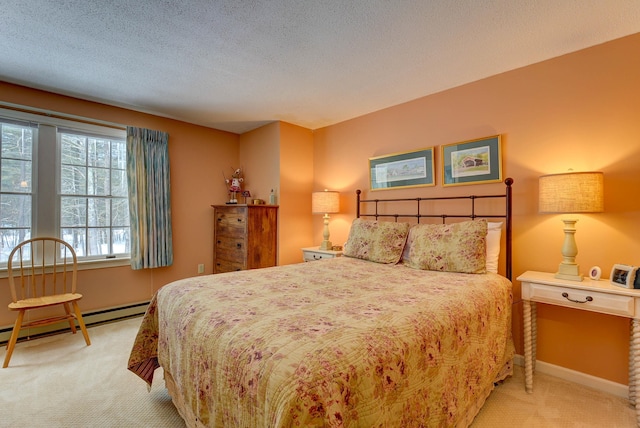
301, 247, 343, 262
212, 204, 278, 273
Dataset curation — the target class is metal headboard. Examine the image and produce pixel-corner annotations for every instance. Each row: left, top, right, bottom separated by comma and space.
356, 178, 514, 280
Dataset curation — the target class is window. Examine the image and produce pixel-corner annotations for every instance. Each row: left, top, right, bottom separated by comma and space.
0, 111, 129, 264
59, 129, 129, 258
0, 119, 34, 261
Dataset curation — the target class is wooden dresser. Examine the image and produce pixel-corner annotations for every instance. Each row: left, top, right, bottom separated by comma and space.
212, 204, 278, 273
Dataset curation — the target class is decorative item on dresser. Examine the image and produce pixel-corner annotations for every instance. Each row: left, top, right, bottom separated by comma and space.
212, 204, 278, 273
223, 167, 244, 204
538, 171, 604, 281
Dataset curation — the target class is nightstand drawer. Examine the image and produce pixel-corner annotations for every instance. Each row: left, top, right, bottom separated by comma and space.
526, 282, 635, 317
304, 251, 334, 262
301, 247, 343, 262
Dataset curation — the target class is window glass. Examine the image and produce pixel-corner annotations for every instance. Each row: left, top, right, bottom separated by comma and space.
0, 121, 34, 261
59, 130, 129, 259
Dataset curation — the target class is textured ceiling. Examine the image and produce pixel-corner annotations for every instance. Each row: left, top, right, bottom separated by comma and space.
2, 1, 640, 134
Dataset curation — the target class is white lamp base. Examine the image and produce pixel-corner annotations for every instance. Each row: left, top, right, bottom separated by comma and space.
554, 218, 583, 282
319, 213, 333, 250
319, 240, 333, 251
555, 264, 583, 281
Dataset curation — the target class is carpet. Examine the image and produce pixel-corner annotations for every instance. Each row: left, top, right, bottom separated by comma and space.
0, 317, 184, 428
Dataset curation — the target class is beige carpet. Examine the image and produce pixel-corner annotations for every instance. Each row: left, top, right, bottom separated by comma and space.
0, 317, 184, 428
0, 317, 636, 427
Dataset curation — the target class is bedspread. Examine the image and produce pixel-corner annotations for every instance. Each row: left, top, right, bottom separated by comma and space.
129, 257, 514, 427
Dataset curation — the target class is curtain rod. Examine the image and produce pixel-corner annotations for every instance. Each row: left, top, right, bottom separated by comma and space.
0, 102, 127, 131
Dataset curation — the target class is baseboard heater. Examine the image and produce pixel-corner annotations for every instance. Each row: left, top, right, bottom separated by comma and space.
0, 301, 150, 345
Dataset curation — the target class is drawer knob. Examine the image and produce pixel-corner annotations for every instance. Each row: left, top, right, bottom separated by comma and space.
562, 292, 593, 304
236, 243, 242, 249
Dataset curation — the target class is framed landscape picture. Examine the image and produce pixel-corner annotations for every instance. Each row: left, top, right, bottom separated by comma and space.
441, 135, 502, 186
369, 147, 435, 190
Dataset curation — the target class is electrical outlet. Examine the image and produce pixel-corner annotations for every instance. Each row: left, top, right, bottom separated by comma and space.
197, 264, 205, 274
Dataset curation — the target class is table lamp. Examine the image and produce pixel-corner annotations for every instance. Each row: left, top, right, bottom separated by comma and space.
539, 171, 604, 281
312, 189, 340, 251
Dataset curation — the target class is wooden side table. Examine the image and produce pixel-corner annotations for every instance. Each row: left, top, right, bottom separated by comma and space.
301, 247, 343, 262
518, 270, 640, 425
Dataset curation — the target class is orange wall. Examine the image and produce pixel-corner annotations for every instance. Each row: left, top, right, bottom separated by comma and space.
278, 122, 314, 264
239, 121, 314, 265
239, 122, 281, 204
313, 33, 640, 384
0, 82, 240, 326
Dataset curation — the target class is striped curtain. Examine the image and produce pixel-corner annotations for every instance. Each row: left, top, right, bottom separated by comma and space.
126, 126, 173, 269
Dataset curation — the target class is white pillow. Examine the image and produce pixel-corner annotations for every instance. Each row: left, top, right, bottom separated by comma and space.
486, 222, 502, 274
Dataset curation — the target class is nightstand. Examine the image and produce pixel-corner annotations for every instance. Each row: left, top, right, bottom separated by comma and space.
518, 270, 640, 424
301, 247, 343, 262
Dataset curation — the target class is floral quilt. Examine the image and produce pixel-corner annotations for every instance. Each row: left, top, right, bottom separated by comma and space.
128, 257, 514, 427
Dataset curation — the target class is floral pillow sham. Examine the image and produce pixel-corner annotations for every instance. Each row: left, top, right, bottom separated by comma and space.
343, 219, 409, 264
403, 219, 488, 274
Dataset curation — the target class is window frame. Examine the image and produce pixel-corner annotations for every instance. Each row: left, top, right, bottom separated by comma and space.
0, 106, 131, 273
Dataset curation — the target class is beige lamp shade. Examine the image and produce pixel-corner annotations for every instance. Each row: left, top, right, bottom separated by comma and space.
312, 190, 340, 214
538, 171, 604, 282
539, 171, 604, 213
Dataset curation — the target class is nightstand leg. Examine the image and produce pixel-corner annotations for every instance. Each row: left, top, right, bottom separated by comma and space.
531, 302, 537, 374
523, 300, 535, 393
630, 318, 640, 426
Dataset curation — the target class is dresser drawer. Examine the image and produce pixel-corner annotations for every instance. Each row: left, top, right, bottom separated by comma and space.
526, 282, 635, 317
214, 258, 245, 273
216, 210, 246, 236
215, 237, 246, 259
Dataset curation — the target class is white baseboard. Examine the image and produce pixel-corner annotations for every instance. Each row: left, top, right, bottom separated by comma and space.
513, 354, 628, 398
0, 301, 149, 345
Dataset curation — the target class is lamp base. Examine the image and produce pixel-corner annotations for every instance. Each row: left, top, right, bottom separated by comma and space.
319, 240, 333, 251
555, 262, 583, 282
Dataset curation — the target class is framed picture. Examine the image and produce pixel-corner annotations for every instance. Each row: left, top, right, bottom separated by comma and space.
441, 135, 502, 186
369, 147, 435, 190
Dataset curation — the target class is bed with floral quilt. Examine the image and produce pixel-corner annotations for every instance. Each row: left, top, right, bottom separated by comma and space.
129, 182, 515, 427
129, 219, 514, 427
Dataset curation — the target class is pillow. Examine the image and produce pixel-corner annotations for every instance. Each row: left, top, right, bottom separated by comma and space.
486, 222, 503, 274
343, 219, 409, 264
403, 219, 487, 274
402, 220, 502, 273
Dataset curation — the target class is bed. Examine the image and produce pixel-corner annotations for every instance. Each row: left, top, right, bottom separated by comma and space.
129, 179, 515, 427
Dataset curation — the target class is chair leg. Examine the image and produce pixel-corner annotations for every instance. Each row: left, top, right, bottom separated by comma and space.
63, 303, 78, 334
3, 310, 25, 368
72, 302, 91, 346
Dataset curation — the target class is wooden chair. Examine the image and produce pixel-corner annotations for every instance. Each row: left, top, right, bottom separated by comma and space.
3, 237, 91, 368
